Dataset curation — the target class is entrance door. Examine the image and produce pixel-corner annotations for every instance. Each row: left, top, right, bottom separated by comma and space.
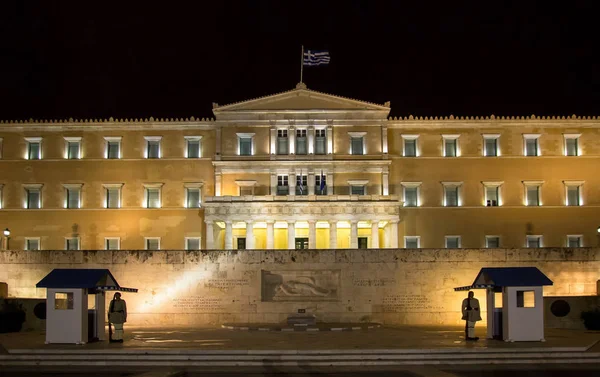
237, 237, 246, 250
358, 237, 368, 249
295, 237, 308, 250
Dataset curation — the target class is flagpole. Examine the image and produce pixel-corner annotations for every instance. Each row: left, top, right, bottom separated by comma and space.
300, 45, 304, 83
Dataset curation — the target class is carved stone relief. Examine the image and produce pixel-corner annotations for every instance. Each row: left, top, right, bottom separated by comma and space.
261, 270, 341, 302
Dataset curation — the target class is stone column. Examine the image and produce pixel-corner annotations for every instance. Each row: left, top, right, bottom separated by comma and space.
205, 220, 214, 250
215, 172, 222, 196
215, 126, 222, 160
289, 126, 295, 155
326, 125, 333, 154
266, 220, 275, 249
371, 221, 379, 248
329, 221, 337, 249
327, 172, 334, 195
308, 170, 315, 195
308, 220, 317, 249
246, 220, 255, 250
270, 172, 277, 195
289, 169, 296, 197
224, 221, 233, 249
389, 220, 399, 248
382, 124, 388, 155
287, 221, 296, 249
270, 126, 277, 158
308, 125, 315, 154
382, 168, 389, 196
350, 220, 358, 249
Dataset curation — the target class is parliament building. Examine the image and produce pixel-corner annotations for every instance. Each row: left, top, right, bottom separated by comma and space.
1, 83, 598, 251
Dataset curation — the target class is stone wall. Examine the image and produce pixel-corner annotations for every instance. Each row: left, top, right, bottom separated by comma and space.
0, 248, 598, 326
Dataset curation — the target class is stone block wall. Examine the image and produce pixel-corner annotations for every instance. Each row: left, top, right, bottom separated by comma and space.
0, 248, 598, 326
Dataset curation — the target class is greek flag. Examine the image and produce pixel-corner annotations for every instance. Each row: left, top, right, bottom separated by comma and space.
303, 50, 330, 66
320, 170, 326, 193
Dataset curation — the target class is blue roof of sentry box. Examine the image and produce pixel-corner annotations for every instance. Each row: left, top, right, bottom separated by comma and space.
454, 267, 553, 291
36, 269, 137, 292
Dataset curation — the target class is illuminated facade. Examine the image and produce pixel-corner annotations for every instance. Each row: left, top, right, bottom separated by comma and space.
0, 83, 599, 250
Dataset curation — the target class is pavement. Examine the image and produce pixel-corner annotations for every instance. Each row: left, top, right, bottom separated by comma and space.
0, 325, 599, 369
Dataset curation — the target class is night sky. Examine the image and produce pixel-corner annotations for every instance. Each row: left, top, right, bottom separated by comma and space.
1, 1, 599, 120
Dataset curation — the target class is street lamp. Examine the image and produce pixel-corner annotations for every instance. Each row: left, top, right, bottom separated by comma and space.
2, 228, 9, 250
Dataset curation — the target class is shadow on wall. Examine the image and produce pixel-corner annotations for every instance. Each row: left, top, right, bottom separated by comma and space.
0, 282, 46, 333
544, 293, 600, 330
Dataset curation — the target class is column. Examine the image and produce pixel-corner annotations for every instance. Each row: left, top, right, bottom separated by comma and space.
327, 172, 334, 195
326, 125, 333, 154
308, 220, 317, 249
205, 220, 214, 249
308, 170, 315, 195
224, 221, 233, 249
215, 172, 222, 196
289, 169, 296, 197
350, 220, 358, 249
308, 125, 315, 154
289, 126, 295, 155
270, 126, 277, 158
389, 220, 399, 248
215, 126, 222, 160
329, 220, 337, 249
371, 221, 379, 248
287, 221, 296, 249
382, 124, 388, 155
246, 220, 255, 250
382, 168, 389, 196
266, 220, 275, 249
270, 172, 277, 195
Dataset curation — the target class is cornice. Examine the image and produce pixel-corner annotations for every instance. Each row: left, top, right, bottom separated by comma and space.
0, 118, 215, 132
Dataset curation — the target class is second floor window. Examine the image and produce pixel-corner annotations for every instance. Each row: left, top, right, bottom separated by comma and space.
524, 135, 540, 156
485, 186, 499, 207
106, 138, 121, 159
186, 137, 201, 158
27, 139, 41, 160
351, 185, 366, 195
404, 139, 417, 157
404, 236, 420, 248
315, 129, 326, 154
146, 187, 161, 208
146, 138, 161, 158
315, 173, 327, 195
66, 139, 81, 159
25, 238, 40, 250
526, 235, 542, 248
404, 186, 418, 207
566, 184, 581, 206
445, 236, 461, 248
239, 137, 252, 156
186, 187, 201, 208
277, 129, 288, 155
567, 235, 582, 248
145, 238, 160, 250
483, 135, 499, 156
65, 186, 81, 209
65, 238, 80, 250
186, 237, 201, 250
105, 238, 120, 250
296, 129, 307, 155
443, 136, 459, 157
443, 185, 459, 207
296, 174, 308, 195
526, 186, 540, 206
351, 137, 364, 155
106, 187, 121, 208
277, 175, 289, 195
26, 188, 41, 209
486, 236, 500, 248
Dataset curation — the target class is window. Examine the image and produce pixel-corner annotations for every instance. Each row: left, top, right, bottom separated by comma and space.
442, 182, 461, 207
277, 175, 289, 195
445, 236, 461, 248
315, 129, 326, 155
296, 174, 308, 195
442, 135, 459, 157
185, 184, 203, 208
104, 184, 122, 209
105, 137, 121, 159
277, 129, 288, 155
25, 137, 42, 160
402, 135, 419, 157
185, 237, 201, 250
54, 292, 74, 310
315, 173, 327, 195
105, 238, 120, 250
486, 236, 500, 248
483, 134, 500, 157
145, 136, 162, 159
145, 237, 160, 250
237, 237, 247, 250
64, 137, 81, 159
144, 184, 162, 208
564, 181, 583, 206
65, 237, 80, 250
24, 184, 42, 209
567, 235, 582, 248
523, 181, 543, 206
523, 134, 541, 156
64, 184, 82, 209
348, 132, 366, 155
404, 236, 420, 248
348, 180, 368, 196
526, 235, 542, 248
185, 136, 202, 158
564, 134, 580, 156
235, 180, 256, 196
401, 182, 421, 207
296, 129, 307, 155
358, 237, 368, 249
516, 291, 535, 308
294, 237, 308, 250
483, 182, 503, 207
25, 238, 40, 250
237, 133, 254, 156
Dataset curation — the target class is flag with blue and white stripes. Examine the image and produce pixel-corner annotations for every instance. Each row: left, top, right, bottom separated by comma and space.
303, 50, 330, 66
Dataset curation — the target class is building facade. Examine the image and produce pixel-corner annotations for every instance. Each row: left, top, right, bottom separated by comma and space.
1, 83, 599, 251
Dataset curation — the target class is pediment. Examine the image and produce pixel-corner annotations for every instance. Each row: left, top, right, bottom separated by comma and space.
213, 86, 390, 113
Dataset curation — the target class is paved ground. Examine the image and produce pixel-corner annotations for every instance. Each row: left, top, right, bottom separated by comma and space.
1, 325, 599, 352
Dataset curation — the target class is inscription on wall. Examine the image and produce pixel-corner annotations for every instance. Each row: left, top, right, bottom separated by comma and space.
353, 278, 396, 287
382, 294, 443, 312
171, 297, 224, 311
